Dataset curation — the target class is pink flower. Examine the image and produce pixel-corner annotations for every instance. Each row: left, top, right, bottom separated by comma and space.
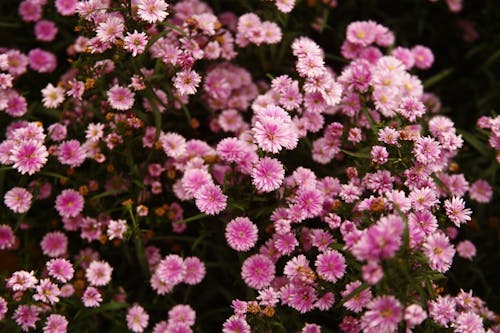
251, 157, 285, 192
137, 0, 169, 24
404, 304, 427, 327
194, 183, 227, 215
370, 145, 388, 164
33, 278, 61, 304
41, 231, 68, 257
412, 45, 434, 70
275, 0, 296, 13
361, 295, 403, 333
124, 30, 148, 56
156, 254, 186, 286
13, 304, 40, 331
173, 70, 201, 96
55, 189, 84, 218
346, 21, 378, 47
46, 258, 74, 282
469, 179, 493, 203
241, 254, 275, 289
58, 140, 86, 167
107, 85, 135, 111
253, 105, 298, 153
41, 83, 65, 108
168, 304, 196, 327
82, 286, 102, 307
96, 15, 124, 43
160, 132, 187, 159
183, 257, 206, 285
0, 297, 7, 321
428, 295, 456, 327
126, 304, 149, 333
444, 196, 472, 226
55, 0, 77, 16
18, 0, 42, 22
225, 217, 259, 251
0, 224, 15, 250
35, 20, 58, 42
107, 219, 127, 240
28, 48, 57, 73
4, 187, 32, 213
342, 281, 372, 313
423, 232, 455, 272
43, 314, 68, 333
315, 249, 346, 283
85, 260, 113, 286
10, 139, 48, 175
223, 315, 251, 333
456, 240, 476, 260
453, 312, 485, 333
5, 93, 28, 117
413, 136, 441, 165
7, 270, 38, 291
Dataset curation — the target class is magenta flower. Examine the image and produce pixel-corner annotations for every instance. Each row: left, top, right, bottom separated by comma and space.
225, 217, 259, 251
13, 304, 40, 332
126, 304, 149, 333
82, 286, 102, 307
241, 254, 275, 289
57, 140, 86, 167
34, 20, 58, 42
4, 186, 32, 213
0, 297, 7, 321
107, 84, 135, 111
412, 45, 434, 69
41, 231, 68, 257
168, 304, 196, 327
183, 257, 206, 285
194, 183, 227, 215
43, 314, 68, 333
315, 249, 346, 283
156, 254, 186, 286
10, 139, 48, 175
223, 315, 251, 333
453, 312, 485, 333
361, 295, 403, 333
0, 224, 15, 250
46, 258, 74, 282
55, 189, 84, 218
342, 281, 372, 313
251, 157, 285, 192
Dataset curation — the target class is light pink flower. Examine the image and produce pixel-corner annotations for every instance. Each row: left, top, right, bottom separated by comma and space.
137, 0, 169, 24
33, 278, 61, 304
55, 189, 84, 218
10, 139, 48, 175
194, 183, 227, 215
127, 304, 149, 333
225, 217, 258, 251
124, 30, 148, 56
85, 260, 113, 286
46, 258, 74, 282
173, 70, 201, 96
251, 157, 285, 192
41, 83, 65, 108
82, 286, 102, 307
156, 254, 185, 286
423, 232, 455, 272
107, 84, 135, 111
4, 187, 32, 214
361, 295, 402, 333
315, 249, 346, 283
241, 254, 275, 289
444, 196, 472, 226
41, 231, 68, 257
183, 256, 206, 285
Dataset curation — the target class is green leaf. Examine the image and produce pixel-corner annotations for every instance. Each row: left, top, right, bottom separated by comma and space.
457, 129, 491, 157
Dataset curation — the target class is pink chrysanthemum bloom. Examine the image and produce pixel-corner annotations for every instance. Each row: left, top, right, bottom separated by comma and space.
342, 281, 372, 313
18, 0, 42, 22
4, 187, 32, 214
173, 70, 201, 96
469, 179, 493, 203
5, 93, 28, 117
409, 187, 439, 211
251, 157, 285, 192
314, 249, 346, 283
183, 256, 206, 285
168, 304, 196, 327
107, 84, 135, 111
43, 314, 68, 333
257, 287, 280, 307
137, 0, 169, 24
96, 15, 124, 43
124, 30, 148, 56
41, 231, 68, 257
253, 114, 298, 153
0, 224, 15, 250
428, 295, 456, 327
423, 232, 455, 272
82, 286, 102, 307
127, 304, 149, 333
302, 323, 321, 333
194, 183, 227, 215
275, 0, 295, 13
28, 48, 57, 73
33, 278, 61, 304
444, 196, 472, 227
41, 83, 65, 108
412, 45, 434, 70
160, 132, 187, 159
55, 189, 84, 218
107, 219, 127, 240
284, 254, 314, 283
55, 0, 77, 16
225, 217, 259, 251
315, 292, 335, 311
57, 140, 86, 167
223, 315, 251, 333
156, 254, 186, 286
453, 311, 485, 333
413, 136, 441, 165
404, 304, 427, 327
241, 254, 275, 289
13, 304, 40, 332
361, 295, 403, 333
46, 258, 74, 282
370, 145, 389, 165
0, 296, 7, 321
6, 270, 38, 291
456, 240, 477, 260
85, 260, 113, 286
10, 139, 48, 175
346, 21, 378, 47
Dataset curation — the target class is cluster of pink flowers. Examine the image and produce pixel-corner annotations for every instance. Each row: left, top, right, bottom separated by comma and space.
0, 0, 496, 332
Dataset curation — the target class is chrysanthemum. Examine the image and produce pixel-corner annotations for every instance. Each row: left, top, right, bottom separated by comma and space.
33, 278, 61, 304
253, 109, 298, 153
156, 254, 186, 286
194, 183, 227, 215
168, 304, 196, 327
4, 187, 32, 214
107, 84, 135, 111
107, 219, 128, 240
124, 30, 148, 56
412, 45, 434, 70
41, 83, 65, 108
96, 15, 125, 43
0, 297, 7, 321
46, 258, 74, 283
6, 270, 38, 291
57, 140, 86, 167
404, 304, 427, 327
173, 70, 201, 96
428, 295, 456, 327
40, 231, 68, 257
444, 196, 472, 227
13, 304, 40, 332
453, 311, 485, 333
55, 189, 84, 218
346, 21, 378, 47
225, 217, 258, 251
222, 315, 251, 333
85, 260, 113, 286
126, 304, 149, 333
251, 157, 285, 192
314, 249, 346, 283
43, 314, 68, 333
361, 295, 403, 333
241, 254, 275, 289
0, 224, 15, 250
468, 179, 493, 203
160, 132, 187, 159
456, 240, 476, 260
55, 0, 77, 16
137, 0, 169, 24
10, 139, 48, 175
342, 281, 372, 313
423, 232, 455, 272
183, 256, 206, 285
